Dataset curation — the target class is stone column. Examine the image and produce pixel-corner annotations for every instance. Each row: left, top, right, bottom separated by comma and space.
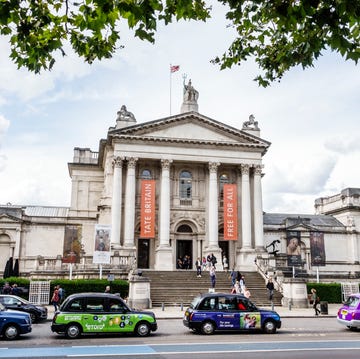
155, 159, 173, 270
111, 156, 124, 248
253, 165, 265, 251
208, 162, 220, 249
123, 157, 137, 248
241, 164, 252, 249
159, 159, 172, 247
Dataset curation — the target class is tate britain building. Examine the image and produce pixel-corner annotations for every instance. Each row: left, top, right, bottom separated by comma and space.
1, 82, 359, 280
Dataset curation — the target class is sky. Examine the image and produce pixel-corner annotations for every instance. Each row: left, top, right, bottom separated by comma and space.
0, 3, 359, 215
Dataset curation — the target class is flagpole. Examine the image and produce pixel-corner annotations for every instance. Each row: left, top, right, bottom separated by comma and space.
169, 63, 172, 116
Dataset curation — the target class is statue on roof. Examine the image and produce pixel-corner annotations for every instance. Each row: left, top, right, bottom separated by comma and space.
180, 75, 199, 113
117, 105, 136, 122
183, 79, 199, 103
242, 114, 259, 130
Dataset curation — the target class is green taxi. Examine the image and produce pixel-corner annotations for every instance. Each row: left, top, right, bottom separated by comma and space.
51, 293, 157, 339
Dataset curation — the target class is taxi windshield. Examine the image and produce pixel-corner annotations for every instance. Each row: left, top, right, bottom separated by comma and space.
344, 296, 360, 308
189, 296, 202, 309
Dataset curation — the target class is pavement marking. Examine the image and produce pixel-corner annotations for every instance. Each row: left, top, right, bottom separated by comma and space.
2, 340, 360, 358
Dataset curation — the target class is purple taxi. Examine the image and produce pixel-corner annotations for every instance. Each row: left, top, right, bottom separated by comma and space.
337, 293, 360, 330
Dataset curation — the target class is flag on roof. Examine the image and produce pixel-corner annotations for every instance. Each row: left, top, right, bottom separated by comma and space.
170, 65, 180, 73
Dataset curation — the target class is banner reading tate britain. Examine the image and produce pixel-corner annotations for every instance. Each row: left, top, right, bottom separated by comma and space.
223, 184, 238, 240
140, 180, 156, 238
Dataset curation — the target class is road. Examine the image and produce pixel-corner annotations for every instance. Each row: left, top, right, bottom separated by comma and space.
1, 317, 359, 358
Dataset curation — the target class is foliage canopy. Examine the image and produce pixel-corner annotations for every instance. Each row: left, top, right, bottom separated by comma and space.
0, 0, 359, 86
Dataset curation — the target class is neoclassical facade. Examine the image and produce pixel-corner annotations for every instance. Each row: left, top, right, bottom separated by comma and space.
0, 85, 359, 279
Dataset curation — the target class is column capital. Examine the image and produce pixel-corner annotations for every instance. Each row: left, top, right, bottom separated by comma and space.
254, 164, 263, 176
161, 159, 173, 170
240, 164, 250, 175
112, 156, 124, 168
208, 161, 220, 173
126, 157, 138, 169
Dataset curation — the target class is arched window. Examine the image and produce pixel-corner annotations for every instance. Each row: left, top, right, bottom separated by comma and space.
179, 170, 192, 199
219, 173, 229, 198
177, 224, 193, 233
141, 169, 152, 179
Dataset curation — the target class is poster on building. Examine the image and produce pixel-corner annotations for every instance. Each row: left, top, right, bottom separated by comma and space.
93, 224, 111, 264
63, 225, 82, 263
286, 231, 302, 267
310, 232, 326, 266
223, 184, 238, 240
140, 180, 155, 238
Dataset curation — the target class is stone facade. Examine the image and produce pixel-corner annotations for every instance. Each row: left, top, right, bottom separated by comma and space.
0, 90, 359, 281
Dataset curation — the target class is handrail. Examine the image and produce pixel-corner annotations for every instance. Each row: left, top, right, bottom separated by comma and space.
255, 256, 283, 294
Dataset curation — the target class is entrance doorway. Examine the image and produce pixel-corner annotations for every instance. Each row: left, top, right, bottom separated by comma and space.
137, 239, 150, 269
176, 240, 193, 269
219, 241, 229, 264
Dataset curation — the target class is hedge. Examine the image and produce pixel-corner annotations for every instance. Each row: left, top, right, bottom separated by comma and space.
306, 283, 342, 303
0, 278, 129, 302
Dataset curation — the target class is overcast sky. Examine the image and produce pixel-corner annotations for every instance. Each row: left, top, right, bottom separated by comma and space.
0, 3, 359, 214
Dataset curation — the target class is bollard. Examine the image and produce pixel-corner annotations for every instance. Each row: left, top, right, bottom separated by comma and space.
180, 303, 183, 311
288, 301, 292, 311
271, 301, 274, 311
162, 302, 165, 311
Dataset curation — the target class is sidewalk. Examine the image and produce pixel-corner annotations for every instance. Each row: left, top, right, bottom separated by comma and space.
46, 303, 339, 320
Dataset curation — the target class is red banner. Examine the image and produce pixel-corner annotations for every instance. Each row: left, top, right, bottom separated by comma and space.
140, 180, 156, 238
223, 184, 238, 240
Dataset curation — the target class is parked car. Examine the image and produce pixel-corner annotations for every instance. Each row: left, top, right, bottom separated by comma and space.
337, 293, 360, 330
0, 302, 32, 340
183, 292, 281, 335
51, 292, 157, 339
0, 294, 48, 323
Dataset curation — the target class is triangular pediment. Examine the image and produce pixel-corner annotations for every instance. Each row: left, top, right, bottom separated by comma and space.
0, 213, 22, 223
108, 112, 270, 152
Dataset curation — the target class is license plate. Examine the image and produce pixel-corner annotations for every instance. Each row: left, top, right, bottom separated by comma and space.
341, 310, 348, 315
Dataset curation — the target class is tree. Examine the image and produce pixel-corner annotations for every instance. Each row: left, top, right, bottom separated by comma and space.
213, 0, 360, 86
0, 0, 359, 86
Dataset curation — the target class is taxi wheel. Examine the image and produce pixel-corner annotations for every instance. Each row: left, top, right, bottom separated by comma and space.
3, 324, 20, 340
263, 320, 276, 334
65, 323, 82, 339
135, 322, 151, 337
201, 321, 215, 335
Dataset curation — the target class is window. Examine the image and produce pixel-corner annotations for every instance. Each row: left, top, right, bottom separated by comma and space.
141, 169, 152, 179
219, 173, 229, 199
85, 297, 104, 312
179, 170, 192, 199
177, 224, 193, 233
199, 297, 216, 310
68, 298, 84, 312
104, 298, 128, 312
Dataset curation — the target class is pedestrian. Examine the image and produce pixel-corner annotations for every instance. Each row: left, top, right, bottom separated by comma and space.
231, 280, 241, 294
51, 286, 60, 312
195, 257, 202, 277
209, 265, 216, 289
2, 282, 12, 294
202, 256, 207, 271
210, 253, 217, 269
266, 278, 275, 301
239, 275, 246, 293
243, 287, 251, 298
105, 285, 111, 293
11, 283, 21, 296
230, 268, 237, 286
311, 288, 321, 315
58, 285, 66, 304
223, 256, 229, 272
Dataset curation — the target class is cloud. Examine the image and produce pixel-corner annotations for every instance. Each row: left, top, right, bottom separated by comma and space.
263, 153, 337, 195
0, 114, 10, 136
324, 135, 360, 154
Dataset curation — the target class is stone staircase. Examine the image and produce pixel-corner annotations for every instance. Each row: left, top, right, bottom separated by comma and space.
142, 270, 282, 308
